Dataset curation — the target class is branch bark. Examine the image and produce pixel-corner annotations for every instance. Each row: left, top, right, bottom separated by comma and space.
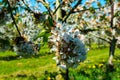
72, 6, 105, 13
110, 0, 114, 29
40, 1, 53, 19
53, 1, 64, 15
108, 0, 117, 67
66, 68, 69, 80
7, 0, 21, 37
92, 34, 111, 44
21, 0, 34, 13
63, 0, 82, 22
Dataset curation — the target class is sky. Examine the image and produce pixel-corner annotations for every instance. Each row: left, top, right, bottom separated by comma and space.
0, 0, 106, 12
29, 0, 106, 12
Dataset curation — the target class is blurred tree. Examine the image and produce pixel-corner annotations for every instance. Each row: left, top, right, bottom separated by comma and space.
0, 0, 120, 71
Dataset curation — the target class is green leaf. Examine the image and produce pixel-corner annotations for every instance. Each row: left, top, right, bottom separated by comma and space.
48, 17, 54, 26
97, 2, 101, 7
100, 14, 106, 21
89, 7, 95, 13
114, 11, 120, 17
6, 23, 14, 28
105, 0, 111, 4
39, 30, 47, 37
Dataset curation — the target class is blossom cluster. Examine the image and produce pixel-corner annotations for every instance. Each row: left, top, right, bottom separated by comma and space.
13, 37, 40, 57
13, 12, 41, 56
0, 11, 13, 39
49, 22, 87, 69
21, 11, 41, 42
0, 12, 15, 50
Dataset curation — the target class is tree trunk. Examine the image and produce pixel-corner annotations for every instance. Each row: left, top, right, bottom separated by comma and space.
88, 38, 92, 48
97, 31, 101, 48
108, 37, 117, 68
107, 37, 117, 72
66, 68, 69, 80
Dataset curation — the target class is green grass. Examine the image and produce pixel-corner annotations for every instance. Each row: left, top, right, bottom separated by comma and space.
0, 47, 120, 80
0, 50, 57, 79
69, 48, 120, 80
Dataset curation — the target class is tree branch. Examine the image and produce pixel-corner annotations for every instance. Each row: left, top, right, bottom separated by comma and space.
110, 0, 114, 29
72, 6, 105, 13
53, 1, 64, 15
39, 1, 53, 19
91, 34, 111, 44
21, 0, 34, 13
63, 0, 82, 22
7, 0, 21, 37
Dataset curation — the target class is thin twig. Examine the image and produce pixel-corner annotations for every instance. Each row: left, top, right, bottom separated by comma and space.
7, 0, 21, 37
72, 6, 105, 13
21, 0, 34, 13
40, 1, 53, 18
53, 1, 64, 15
63, 0, 82, 22
91, 34, 111, 43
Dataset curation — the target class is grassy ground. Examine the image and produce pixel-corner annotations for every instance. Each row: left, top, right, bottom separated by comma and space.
0, 47, 120, 80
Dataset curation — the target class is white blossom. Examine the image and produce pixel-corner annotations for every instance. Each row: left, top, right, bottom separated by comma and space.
58, 64, 67, 70
49, 22, 87, 69
13, 38, 40, 57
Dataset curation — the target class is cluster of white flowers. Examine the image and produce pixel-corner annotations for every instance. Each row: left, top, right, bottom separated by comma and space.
13, 37, 40, 57
13, 12, 41, 56
0, 11, 13, 39
49, 22, 87, 70
21, 11, 41, 42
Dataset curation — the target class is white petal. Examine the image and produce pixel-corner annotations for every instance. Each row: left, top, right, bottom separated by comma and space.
58, 64, 67, 70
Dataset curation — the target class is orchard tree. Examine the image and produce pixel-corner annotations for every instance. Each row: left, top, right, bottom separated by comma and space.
105, 0, 119, 69
0, 0, 88, 79
36, 0, 120, 71
75, 0, 120, 68
0, 0, 41, 56
0, 0, 120, 77
36, 0, 88, 79
57, 0, 120, 69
